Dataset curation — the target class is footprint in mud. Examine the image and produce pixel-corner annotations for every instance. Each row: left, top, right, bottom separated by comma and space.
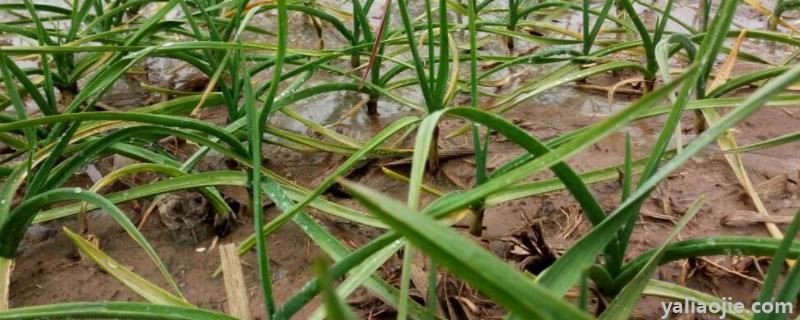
157, 191, 217, 245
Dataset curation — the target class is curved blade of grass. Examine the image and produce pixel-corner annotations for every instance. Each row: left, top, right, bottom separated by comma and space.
0, 55, 35, 152
425, 70, 687, 223
617, 236, 800, 286
134, 92, 226, 114
477, 47, 580, 81
235, 116, 418, 255
485, 151, 656, 205
727, 131, 800, 153
409, 104, 619, 288
769, 256, 800, 320
307, 240, 418, 320
245, 4, 286, 307
18, 123, 239, 192
33, 171, 382, 228
707, 66, 790, 98
271, 234, 396, 319
82, 163, 230, 222
261, 176, 431, 320
590, 29, 786, 66
634, 0, 696, 33
600, 196, 703, 319
0, 188, 184, 300
62, 227, 190, 307
702, 30, 789, 263
279, 108, 362, 148
616, 0, 656, 75
441, 32, 460, 107
45, 126, 240, 190
538, 54, 800, 297
340, 180, 591, 320
494, 60, 650, 112
396, 0, 434, 110
270, 62, 797, 320
360, 0, 392, 86
19, 0, 56, 53
314, 258, 358, 320
231, 5, 355, 44
755, 209, 800, 320
447, 61, 651, 138
56, 0, 179, 116
433, 0, 451, 109
418, 107, 609, 224
641, 95, 800, 119
0, 302, 236, 320
0, 3, 71, 15
25, 122, 80, 199
582, 0, 615, 55
273, 191, 476, 319
644, 280, 753, 320
0, 54, 53, 116
515, 1, 634, 31
0, 112, 248, 157
0, 165, 26, 226
655, 37, 685, 152
612, 0, 739, 275
743, 0, 800, 33
467, 0, 488, 240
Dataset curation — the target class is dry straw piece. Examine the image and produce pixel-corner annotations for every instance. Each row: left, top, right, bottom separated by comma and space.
220, 244, 251, 320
